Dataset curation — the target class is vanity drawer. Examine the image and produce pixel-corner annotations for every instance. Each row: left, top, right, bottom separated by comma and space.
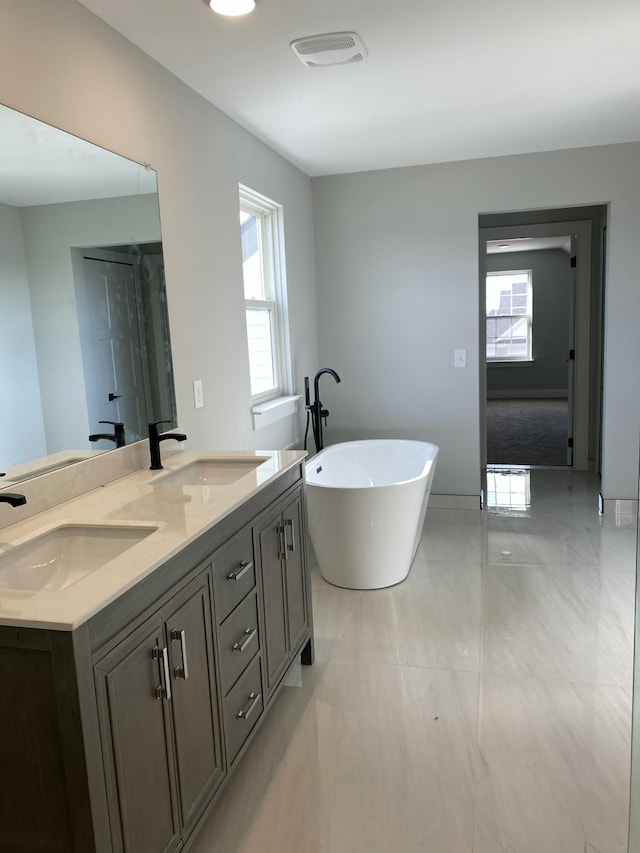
223, 656, 263, 765
212, 529, 255, 622
219, 592, 260, 695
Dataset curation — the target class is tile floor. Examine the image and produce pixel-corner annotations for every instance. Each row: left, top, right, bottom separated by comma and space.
192, 469, 636, 853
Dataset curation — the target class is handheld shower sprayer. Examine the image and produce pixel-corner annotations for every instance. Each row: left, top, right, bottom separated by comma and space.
304, 368, 341, 454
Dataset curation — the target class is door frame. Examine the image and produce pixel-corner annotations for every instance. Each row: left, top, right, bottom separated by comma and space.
479, 220, 592, 471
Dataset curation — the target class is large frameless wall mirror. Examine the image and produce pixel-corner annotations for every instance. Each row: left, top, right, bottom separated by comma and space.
0, 104, 176, 485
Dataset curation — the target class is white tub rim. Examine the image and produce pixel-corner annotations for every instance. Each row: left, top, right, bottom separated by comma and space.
305, 439, 439, 490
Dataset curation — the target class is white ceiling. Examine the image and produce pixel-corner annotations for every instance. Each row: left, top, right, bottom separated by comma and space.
0, 104, 157, 206
76, 0, 640, 177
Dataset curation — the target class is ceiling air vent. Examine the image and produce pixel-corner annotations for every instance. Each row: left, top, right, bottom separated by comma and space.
290, 32, 368, 68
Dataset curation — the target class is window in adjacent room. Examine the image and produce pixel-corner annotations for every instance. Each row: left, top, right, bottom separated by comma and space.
239, 185, 290, 401
486, 269, 533, 361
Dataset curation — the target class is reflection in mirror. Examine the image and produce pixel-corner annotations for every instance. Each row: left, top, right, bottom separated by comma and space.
0, 104, 176, 486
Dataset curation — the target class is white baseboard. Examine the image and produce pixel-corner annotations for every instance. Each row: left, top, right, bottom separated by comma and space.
487, 389, 568, 399
599, 496, 638, 516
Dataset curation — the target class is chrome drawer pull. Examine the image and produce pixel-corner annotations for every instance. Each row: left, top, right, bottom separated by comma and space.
170, 628, 189, 680
278, 525, 286, 560
227, 560, 253, 582
232, 627, 257, 653
152, 645, 172, 701
285, 518, 295, 552
236, 691, 261, 721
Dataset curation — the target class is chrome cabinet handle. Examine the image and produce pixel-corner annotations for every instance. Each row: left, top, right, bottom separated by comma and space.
227, 560, 253, 582
278, 525, 286, 560
236, 691, 261, 721
170, 628, 189, 680
152, 645, 172, 701
232, 627, 257, 653
285, 518, 295, 552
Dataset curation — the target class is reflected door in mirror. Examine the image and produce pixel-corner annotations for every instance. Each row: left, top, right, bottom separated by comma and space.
80, 253, 148, 443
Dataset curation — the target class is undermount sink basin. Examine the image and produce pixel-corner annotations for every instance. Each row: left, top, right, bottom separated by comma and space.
151, 458, 268, 487
0, 524, 157, 592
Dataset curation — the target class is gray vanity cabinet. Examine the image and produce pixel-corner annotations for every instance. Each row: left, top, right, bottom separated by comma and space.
0, 463, 313, 853
94, 569, 223, 852
94, 613, 181, 853
164, 575, 225, 826
282, 492, 308, 654
254, 490, 308, 697
212, 526, 265, 767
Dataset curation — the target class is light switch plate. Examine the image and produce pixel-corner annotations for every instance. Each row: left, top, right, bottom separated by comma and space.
454, 349, 467, 368
193, 379, 204, 408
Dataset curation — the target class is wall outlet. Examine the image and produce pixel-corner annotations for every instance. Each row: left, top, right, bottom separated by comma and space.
454, 349, 467, 368
193, 379, 204, 409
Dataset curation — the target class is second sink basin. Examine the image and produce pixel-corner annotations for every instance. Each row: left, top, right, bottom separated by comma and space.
0, 524, 157, 592
151, 458, 269, 487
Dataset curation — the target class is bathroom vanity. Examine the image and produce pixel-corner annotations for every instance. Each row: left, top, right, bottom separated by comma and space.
0, 450, 312, 853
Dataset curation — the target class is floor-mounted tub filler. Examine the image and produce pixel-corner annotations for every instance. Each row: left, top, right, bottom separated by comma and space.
305, 439, 439, 589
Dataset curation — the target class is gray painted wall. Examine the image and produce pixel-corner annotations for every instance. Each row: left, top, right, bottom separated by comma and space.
486, 249, 570, 395
0, 203, 47, 466
312, 146, 640, 499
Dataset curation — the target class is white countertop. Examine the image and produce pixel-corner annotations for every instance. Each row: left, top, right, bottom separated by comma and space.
0, 450, 306, 631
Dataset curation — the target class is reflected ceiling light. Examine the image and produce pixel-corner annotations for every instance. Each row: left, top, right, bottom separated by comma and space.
208, 0, 255, 16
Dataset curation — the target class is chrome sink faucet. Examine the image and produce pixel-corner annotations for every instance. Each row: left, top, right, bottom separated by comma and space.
148, 421, 187, 470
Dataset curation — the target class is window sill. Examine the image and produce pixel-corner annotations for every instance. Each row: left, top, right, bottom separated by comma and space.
487, 359, 535, 368
251, 395, 301, 430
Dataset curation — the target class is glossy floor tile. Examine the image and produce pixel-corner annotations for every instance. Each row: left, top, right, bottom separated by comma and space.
190, 469, 635, 853
474, 675, 631, 852
333, 559, 483, 671
482, 562, 632, 685
417, 520, 487, 563
239, 660, 480, 853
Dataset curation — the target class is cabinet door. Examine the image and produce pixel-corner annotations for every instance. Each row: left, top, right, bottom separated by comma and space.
165, 573, 224, 830
282, 492, 308, 653
254, 504, 288, 694
95, 615, 180, 853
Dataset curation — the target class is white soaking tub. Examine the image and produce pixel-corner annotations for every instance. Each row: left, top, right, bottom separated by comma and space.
305, 439, 438, 589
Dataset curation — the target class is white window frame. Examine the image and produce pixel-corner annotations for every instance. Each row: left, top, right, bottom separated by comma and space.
239, 184, 291, 404
486, 269, 533, 363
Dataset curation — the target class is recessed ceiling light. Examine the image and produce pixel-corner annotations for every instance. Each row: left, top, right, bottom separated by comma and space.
208, 0, 255, 17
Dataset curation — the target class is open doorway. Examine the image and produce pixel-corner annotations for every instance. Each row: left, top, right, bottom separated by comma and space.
479, 206, 608, 473
485, 238, 573, 466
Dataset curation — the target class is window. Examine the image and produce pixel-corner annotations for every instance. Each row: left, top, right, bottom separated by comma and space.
486, 270, 533, 361
239, 185, 290, 401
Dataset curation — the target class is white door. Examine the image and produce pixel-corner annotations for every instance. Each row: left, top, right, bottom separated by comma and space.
80, 254, 148, 443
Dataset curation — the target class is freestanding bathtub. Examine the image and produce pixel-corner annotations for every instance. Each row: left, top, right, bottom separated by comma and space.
305, 439, 439, 589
